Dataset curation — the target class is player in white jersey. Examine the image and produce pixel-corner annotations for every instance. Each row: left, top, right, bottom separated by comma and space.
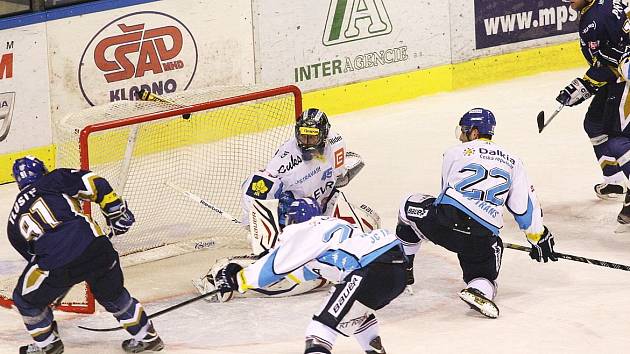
241, 108, 358, 226
214, 198, 407, 354
193, 108, 375, 302
396, 108, 558, 318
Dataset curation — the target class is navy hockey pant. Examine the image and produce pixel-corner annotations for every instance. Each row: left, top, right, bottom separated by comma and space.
13, 236, 149, 344
585, 86, 622, 180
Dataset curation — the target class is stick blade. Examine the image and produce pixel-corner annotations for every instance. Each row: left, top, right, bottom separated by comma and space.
77, 324, 122, 332
537, 111, 545, 133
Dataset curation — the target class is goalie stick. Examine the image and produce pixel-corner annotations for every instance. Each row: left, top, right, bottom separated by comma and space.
536, 104, 564, 133
504, 242, 630, 271
78, 289, 220, 332
164, 181, 241, 225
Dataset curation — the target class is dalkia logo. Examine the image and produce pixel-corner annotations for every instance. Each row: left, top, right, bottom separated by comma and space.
322, 0, 392, 46
0, 92, 15, 142
79, 11, 198, 106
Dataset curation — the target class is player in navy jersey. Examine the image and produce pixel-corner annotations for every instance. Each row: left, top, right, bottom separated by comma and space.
556, 0, 630, 199
395, 109, 557, 319
7, 156, 163, 353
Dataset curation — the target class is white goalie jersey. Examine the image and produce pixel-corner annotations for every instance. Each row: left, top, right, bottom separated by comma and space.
236, 216, 402, 291
241, 130, 347, 223
435, 138, 544, 237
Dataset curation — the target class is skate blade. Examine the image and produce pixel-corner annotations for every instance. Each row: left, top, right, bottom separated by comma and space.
614, 223, 630, 233
458, 291, 499, 319
596, 194, 624, 201
191, 279, 220, 303
404, 285, 414, 296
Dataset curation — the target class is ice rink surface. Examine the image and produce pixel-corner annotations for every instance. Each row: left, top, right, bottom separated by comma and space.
1, 67, 629, 353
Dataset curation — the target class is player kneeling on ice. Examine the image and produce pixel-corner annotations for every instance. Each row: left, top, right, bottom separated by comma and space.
214, 198, 407, 354
7, 156, 163, 353
396, 108, 558, 319
193, 108, 380, 301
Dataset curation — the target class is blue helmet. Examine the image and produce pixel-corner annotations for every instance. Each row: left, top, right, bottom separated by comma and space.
459, 108, 496, 136
286, 198, 321, 225
12, 156, 48, 189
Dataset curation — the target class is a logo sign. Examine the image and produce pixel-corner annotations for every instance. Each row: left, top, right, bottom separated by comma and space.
323, 0, 392, 46
474, 0, 578, 49
0, 92, 15, 142
0, 53, 13, 80
246, 175, 274, 199
334, 148, 345, 168
79, 11, 198, 106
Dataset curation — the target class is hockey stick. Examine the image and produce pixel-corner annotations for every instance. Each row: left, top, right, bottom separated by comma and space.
536, 103, 565, 133
164, 181, 242, 225
504, 242, 630, 271
78, 289, 220, 332
137, 89, 191, 119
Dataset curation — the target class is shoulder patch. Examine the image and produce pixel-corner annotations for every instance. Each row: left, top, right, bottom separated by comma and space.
246, 175, 274, 199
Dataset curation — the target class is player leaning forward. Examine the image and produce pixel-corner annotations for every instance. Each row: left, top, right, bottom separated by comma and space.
194, 108, 374, 300
396, 108, 558, 318
215, 198, 407, 354
7, 157, 163, 353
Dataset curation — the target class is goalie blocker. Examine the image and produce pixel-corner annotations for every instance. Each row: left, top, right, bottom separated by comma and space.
192, 189, 381, 302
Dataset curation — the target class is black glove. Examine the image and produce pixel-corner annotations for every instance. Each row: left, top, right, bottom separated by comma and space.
102, 199, 135, 236
214, 263, 243, 295
556, 78, 597, 107
528, 226, 558, 263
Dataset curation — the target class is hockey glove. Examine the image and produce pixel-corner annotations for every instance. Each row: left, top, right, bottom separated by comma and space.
527, 226, 558, 263
214, 263, 243, 295
277, 191, 295, 226
102, 199, 135, 236
555, 78, 597, 107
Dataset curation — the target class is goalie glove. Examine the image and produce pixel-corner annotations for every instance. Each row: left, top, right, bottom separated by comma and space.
102, 199, 135, 236
555, 78, 597, 107
335, 151, 365, 188
214, 263, 244, 295
526, 226, 558, 263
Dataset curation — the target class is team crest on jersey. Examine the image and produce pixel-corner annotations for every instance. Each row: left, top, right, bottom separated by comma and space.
246, 176, 272, 198
464, 148, 475, 156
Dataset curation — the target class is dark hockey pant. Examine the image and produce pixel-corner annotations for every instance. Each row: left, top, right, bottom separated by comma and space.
13, 236, 150, 345
397, 196, 503, 284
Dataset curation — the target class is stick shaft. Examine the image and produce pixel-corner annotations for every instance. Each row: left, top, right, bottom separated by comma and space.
164, 182, 241, 225
504, 242, 630, 271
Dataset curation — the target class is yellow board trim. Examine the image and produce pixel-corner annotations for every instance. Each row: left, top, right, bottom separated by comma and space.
0, 145, 56, 185
0, 42, 584, 184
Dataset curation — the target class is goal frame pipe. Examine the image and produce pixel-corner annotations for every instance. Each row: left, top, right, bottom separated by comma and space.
70, 85, 301, 313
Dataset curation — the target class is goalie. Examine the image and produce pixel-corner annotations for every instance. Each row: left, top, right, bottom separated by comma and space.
193, 108, 378, 301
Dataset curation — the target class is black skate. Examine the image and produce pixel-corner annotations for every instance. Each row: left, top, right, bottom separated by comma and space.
19, 321, 63, 354
458, 287, 499, 319
122, 324, 164, 353
365, 336, 386, 354
594, 183, 626, 200
615, 191, 630, 233
403, 266, 415, 295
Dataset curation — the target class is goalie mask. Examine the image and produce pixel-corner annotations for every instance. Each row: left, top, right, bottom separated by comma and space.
295, 108, 330, 160
12, 156, 48, 189
286, 198, 321, 225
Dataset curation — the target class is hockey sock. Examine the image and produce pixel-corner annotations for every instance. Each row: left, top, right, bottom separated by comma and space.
353, 314, 380, 351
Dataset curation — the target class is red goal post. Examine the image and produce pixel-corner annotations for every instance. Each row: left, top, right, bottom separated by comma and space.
0, 85, 302, 314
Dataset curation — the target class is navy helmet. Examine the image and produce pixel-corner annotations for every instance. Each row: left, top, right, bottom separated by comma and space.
12, 156, 48, 189
459, 108, 496, 137
295, 108, 330, 158
286, 198, 321, 225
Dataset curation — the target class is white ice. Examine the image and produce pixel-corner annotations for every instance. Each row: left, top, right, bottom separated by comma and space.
1, 67, 629, 353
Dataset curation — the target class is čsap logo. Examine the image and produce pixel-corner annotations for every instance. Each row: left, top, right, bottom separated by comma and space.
323, 0, 392, 46
79, 11, 198, 106
0, 92, 15, 142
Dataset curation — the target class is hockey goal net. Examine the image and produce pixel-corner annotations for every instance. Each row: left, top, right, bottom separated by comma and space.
0, 85, 301, 313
